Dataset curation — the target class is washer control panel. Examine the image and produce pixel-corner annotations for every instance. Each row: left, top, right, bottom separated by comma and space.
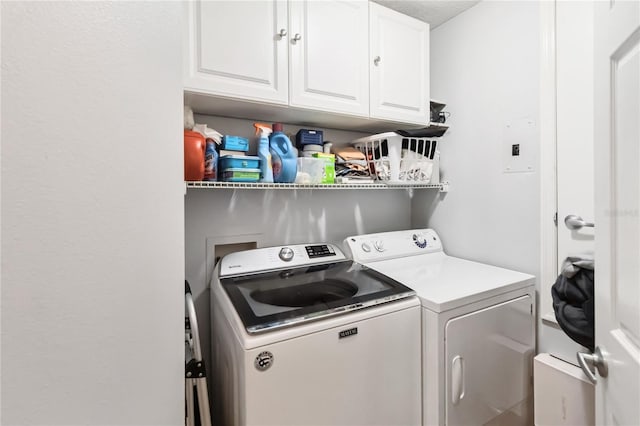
344, 229, 443, 263
305, 244, 336, 258
219, 243, 346, 277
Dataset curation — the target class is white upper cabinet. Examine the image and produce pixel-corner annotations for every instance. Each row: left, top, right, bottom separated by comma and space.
369, 2, 429, 125
183, 0, 289, 104
288, 1, 369, 116
184, 1, 430, 129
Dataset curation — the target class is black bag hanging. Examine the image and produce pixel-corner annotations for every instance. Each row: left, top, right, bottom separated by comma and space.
551, 259, 595, 351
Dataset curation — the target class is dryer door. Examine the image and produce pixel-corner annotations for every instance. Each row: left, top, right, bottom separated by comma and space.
445, 295, 534, 426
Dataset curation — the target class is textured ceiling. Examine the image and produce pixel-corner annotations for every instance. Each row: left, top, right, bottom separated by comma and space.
371, 0, 481, 28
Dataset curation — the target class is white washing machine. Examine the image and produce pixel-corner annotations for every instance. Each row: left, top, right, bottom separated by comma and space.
344, 229, 536, 426
210, 243, 422, 426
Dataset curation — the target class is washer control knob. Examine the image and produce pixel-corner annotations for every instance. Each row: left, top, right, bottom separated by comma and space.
279, 247, 294, 262
361, 242, 371, 253
412, 234, 428, 249
373, 240, 385, 252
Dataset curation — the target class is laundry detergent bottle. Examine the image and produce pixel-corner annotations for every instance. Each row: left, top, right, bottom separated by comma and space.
254, 123, 273, 183
270, 123, 297, 183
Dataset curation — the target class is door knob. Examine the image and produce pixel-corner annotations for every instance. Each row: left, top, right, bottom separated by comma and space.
564, 214, 595, 230
292, 33, 302, 43
373, 56, 381, 66
278, 28, 287, 38
577, 346, 608, 384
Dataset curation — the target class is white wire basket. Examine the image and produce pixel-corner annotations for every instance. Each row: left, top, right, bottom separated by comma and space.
352, 132, 440, 184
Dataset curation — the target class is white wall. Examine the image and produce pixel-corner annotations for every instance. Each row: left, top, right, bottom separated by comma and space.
1, 3, 184, 425
186, 114, 413, 393
413, 1, 540, 281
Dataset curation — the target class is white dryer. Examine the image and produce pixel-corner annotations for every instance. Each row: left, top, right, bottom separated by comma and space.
210, 243, 422, 426
345, 229, 536, 426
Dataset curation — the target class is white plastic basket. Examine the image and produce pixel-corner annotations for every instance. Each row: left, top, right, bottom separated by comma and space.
352, 132, 440, 184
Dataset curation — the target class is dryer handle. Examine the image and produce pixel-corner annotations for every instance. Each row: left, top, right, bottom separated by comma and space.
451, 355, 465, 405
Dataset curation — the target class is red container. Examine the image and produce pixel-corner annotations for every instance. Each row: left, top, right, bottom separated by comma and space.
184, 130, 206, 181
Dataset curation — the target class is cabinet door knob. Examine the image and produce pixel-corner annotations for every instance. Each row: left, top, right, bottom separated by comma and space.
292, 33, 302, 43
373, 56, 381, 66
278, 28, 287, 38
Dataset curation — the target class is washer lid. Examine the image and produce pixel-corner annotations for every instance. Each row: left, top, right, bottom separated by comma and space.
221, 260, 415, 333
365, 253, 535, 313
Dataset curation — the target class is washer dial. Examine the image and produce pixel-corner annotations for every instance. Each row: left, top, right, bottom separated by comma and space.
279, 247, 294, 261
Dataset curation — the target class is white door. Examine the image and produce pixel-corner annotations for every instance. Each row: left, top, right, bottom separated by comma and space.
548, 0, 597, 370
556, 0, 595, 269
369, 2, 429, 125
288, 0, 369, 116
590, 1, 640, 424
183, 0, 288, 104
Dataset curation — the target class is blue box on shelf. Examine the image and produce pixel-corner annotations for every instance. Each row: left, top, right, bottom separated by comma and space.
296, 129, 323, 147
221, 135, 249, 151
219, 155, 260, 171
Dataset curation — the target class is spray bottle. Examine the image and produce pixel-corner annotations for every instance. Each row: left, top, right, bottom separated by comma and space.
194, 124, 222, 182
254, 123, 273, 183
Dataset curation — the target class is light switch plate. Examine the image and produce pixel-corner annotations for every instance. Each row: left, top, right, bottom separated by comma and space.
503, 118, 535, 173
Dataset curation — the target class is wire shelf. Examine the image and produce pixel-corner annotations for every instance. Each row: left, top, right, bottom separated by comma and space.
185, 181, 449, 191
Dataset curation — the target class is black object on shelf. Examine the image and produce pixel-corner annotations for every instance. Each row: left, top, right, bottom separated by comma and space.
396, 100, 450, 138
395, 125, 448, 138
430, 100, 447, 123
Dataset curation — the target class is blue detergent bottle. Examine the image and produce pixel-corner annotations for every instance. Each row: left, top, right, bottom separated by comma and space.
270, 123, 297, 183
254, 123, 273, 183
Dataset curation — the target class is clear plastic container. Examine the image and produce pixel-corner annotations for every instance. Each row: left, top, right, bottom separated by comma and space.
295, 158, 326, 184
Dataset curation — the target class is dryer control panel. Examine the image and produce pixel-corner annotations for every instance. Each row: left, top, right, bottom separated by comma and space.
344, 229, 443, 263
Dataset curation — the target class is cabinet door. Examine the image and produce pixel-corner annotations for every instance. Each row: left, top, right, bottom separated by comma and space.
289, 0, 369, 116
184, 0, 288, 104
369, 3, 429, 125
